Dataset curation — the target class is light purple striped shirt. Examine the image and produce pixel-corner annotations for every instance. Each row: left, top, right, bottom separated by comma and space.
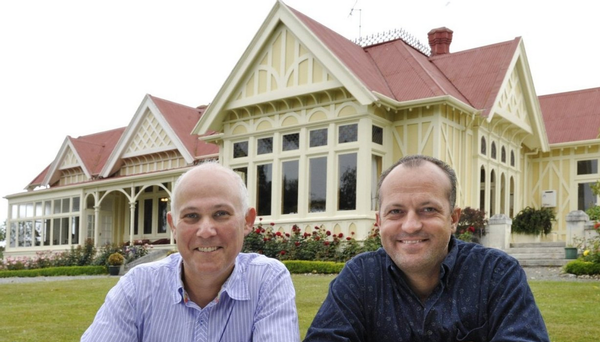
82, 253, 300, 342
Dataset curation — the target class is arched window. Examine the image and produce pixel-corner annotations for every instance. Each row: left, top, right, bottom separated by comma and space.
491, 142, 497, 159
510, 150, 515, 167
479, 166, 486, 211
501, 146, 506, 163
481, 137, 486, 155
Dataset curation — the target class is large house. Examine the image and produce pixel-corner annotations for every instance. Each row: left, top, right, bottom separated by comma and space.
4, 1, 600, 258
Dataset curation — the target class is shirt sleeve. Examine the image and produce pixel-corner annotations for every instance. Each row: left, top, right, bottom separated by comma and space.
304, 259, 369, 342
81, 274, 139, 342
251, 262, 301, 342
485, 259, 550, 342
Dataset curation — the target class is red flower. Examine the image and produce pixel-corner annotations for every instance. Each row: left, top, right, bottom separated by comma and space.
280, 251, 286, 255
338, 233, 344, 238
315, 236, 321, 241
270, 222, 275, 226
275, 232, 282, 237
594, 222, 600, 229
326, 231, 331, 236
259, 217, 263, 221
285, 233, 290, 237
294, 241, 300, 247
468, 226, 475, 233
324, 241, 330, 246
255, 229, 261, 234
346, 237, 352, 241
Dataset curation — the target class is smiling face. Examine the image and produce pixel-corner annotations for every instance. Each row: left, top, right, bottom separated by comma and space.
376, 161, 460, 277
167, 165, 255, 285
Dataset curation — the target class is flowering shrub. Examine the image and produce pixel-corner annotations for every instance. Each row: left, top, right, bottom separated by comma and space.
455, 207, 488, 243
0, 239, 151, 271
243, 219, 382, 262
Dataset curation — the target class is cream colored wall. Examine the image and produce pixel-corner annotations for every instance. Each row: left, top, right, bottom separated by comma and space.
528, 145, 600, 240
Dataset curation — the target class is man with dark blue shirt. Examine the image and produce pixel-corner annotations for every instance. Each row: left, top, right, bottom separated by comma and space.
304, 155, 549, 342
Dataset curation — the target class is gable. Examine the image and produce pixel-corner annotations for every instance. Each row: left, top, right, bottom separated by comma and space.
494, 67, 532, 131
123, 109, 176, 158
227, 23, 341, 110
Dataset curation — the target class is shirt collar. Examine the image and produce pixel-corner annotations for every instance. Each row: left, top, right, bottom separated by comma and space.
171, 254, 250, 305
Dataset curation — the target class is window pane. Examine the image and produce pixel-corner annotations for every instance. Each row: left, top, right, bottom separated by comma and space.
309, 157, 327, 213
62, 198, 70, 213
233, 141, 249, 158
35, 202, 42, 216
10, 222, 16, 247
53, 218, 60, 245
44, 201, 52, 215
491, 142, 497, 159
577, 160, 598, 175
371, 155, 382, 210
501, 147, 506, 163
282, 160, 299, 214
35, 220, 42, 246
257, 137, 273, 155
282, 133, 300, 151
158, 198, 168, 234
481, 137, 486, 155
144, 199, 153, 235
72, 216, 80, 245
234, 167, 248, 187
372, 125, 383, 145
339, 124, 358, 143
511, 150, 515, 166
338, 153, 357, 210
310, 128, 328, 147
44, 219, 51, 246
578, 182, 597, 211
61, 217, 69, 244
256, 164, 272, 216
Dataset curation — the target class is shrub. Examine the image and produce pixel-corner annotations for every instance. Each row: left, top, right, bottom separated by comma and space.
0, 266, 107, 278
511, 206, 555, 235
108, 252, 125, 266
282, 260, 345, 274
585, 206, 600, 221
564, 260, 600, 276
455, 207, 488, 243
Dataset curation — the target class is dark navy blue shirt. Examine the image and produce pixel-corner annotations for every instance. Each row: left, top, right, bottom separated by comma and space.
304, 238, 549, 342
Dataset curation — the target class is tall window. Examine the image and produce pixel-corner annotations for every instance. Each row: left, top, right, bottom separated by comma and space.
256, 164, 273, 216
578, 182, 597, 211
491, 142, 497, 159
372, 125, 383, 145
158, 198, 168, 234
501, 146, 506, 163
309, 157, 327, 212
480, 137, 486, 155
371, 155, 382, 210
281, 160, 299, 214
338, 153, 357, 210
510, 150, 515, 166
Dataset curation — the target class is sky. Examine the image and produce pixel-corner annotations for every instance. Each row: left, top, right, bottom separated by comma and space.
1, 0, 599, 229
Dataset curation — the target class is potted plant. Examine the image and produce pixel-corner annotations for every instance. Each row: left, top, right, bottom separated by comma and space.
511, 206, 555, 236
108, 252, 125, 276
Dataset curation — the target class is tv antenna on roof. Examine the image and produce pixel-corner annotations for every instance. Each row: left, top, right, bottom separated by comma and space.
348, 0, 362, 39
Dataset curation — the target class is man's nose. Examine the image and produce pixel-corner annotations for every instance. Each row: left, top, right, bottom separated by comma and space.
196, 218, 217, 238
402, 211, 423, 233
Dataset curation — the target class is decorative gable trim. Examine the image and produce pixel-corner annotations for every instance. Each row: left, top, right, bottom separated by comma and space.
100, 94, 195, 178
42, 137, 91, 186
192, 0, 377, 135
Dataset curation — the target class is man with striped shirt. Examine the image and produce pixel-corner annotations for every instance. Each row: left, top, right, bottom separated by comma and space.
82, 162, 300, 341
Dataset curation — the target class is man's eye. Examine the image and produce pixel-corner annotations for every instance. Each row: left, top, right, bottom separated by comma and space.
422, 207, 437, 213
214, 210, 230, 218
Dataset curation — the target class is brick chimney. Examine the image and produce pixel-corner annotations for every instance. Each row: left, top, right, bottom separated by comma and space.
428, 27, 453, 56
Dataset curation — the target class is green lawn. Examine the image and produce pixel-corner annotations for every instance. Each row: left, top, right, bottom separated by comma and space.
0, 275, 598, 341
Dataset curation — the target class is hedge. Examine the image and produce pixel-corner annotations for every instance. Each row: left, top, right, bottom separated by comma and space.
283, 260, 345, 274
0, 266, 107, 278
563, 260, 600, 276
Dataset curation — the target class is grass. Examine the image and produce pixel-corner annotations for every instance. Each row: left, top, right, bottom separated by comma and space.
0, 275, 598, 341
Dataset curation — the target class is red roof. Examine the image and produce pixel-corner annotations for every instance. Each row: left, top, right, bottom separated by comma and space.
289, 4, 519, 117
539, 87, 600, 144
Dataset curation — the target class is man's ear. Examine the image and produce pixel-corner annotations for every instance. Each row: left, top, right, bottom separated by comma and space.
450, 207, 461, 233
244, 207, 257, 236
167, 211, 176, 234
